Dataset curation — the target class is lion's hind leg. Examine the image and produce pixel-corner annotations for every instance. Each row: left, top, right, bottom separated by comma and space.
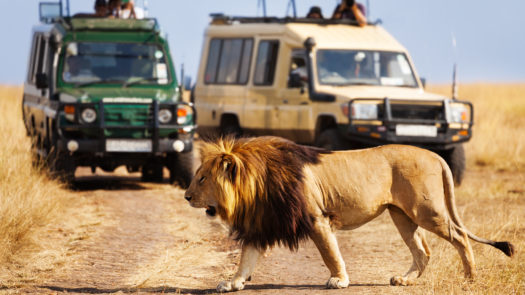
388, 206, 431, 286
309, 217, 349, 289
404, 202, 477, 281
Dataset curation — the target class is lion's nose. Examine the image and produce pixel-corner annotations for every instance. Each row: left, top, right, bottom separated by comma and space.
185, 195, 192, 201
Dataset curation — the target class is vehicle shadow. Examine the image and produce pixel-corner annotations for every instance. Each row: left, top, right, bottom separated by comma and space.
70, 175, 150, 191
39, 282, 391, 294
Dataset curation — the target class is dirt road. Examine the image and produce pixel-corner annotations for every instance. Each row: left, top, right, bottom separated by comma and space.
4, 163, 521, 294
3, 165, 434, 295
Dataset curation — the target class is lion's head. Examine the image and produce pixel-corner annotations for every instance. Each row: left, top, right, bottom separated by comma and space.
184, 136, 329, 250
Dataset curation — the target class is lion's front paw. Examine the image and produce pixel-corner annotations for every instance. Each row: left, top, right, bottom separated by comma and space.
326, 276, 349, 289
217, 279, 245, 292
390, 275, 415, 286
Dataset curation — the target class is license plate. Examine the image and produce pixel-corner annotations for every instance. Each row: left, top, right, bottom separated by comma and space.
106, 139, 152, 152
396, 124, 437, 137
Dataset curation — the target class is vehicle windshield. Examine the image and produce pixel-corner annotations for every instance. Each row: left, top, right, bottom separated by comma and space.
61, 42, 170, 85
316, 50, 418, 87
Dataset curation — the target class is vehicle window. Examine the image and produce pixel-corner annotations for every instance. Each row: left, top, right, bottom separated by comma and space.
204, 38, 253, 85
36, 36, 48, 76
238, 39, 253, 84
28, 34, 46, 84
288, 49, 307, 88
217, 39, 243, 83
254, 40, 279, 86
316, 50, 417, 87
61, 42, 170, 85
204, 39, 221, 84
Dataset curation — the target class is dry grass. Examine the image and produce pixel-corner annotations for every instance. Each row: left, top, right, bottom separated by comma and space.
427, 83, 525, 170
423, 83, 525, 294
0, 86, 70, 266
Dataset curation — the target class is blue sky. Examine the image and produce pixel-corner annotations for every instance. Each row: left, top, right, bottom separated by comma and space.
1, 0, 524, 85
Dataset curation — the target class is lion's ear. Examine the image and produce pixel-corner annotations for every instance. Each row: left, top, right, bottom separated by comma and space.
221, 154, 238, 183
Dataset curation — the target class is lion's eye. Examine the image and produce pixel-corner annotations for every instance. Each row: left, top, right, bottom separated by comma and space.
199, 176, 206, 184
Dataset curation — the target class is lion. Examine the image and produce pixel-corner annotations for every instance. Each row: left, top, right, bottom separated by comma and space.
184, 136, 514, 292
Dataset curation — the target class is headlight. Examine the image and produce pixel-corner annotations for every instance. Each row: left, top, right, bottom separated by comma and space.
176, 105, 192, 125
81, 108, 97, 124
351, 103, 378, 120
158, 109, 173, 124
449, 103, 470, 123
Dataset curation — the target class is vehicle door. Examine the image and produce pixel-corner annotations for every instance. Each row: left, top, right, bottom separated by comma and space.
272, 49, 312, 143
248, 39, 280, 136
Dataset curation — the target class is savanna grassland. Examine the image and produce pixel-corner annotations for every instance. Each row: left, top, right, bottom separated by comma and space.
0, 84, 523, 294
421, 83, 524, 294
0, 86, 72, 282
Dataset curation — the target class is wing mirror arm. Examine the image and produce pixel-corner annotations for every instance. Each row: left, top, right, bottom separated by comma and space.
303, 37, 335, 102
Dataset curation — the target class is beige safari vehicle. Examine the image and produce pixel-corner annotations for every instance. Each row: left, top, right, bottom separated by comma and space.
193, 16, 473, 184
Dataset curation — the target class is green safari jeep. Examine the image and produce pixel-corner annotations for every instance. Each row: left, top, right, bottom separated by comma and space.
22, 5, 196, 187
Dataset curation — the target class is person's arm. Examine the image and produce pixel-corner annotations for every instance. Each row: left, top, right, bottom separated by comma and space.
351, 4, 367, 27
332, 4, 345, 19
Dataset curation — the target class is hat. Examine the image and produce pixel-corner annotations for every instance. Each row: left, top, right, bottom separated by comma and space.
307, 6, 324, 18
95, 0, 107, 7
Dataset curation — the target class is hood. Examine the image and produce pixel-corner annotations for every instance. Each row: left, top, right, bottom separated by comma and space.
58, 87, 178, 103
316, 85, 448, 101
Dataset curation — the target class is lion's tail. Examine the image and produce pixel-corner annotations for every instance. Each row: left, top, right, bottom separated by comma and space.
440, 157, 515, 257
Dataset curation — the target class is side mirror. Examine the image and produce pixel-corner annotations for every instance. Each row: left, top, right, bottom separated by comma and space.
420, 77, 426, 89
36, 73, 48, 89
288, 72, 304, 88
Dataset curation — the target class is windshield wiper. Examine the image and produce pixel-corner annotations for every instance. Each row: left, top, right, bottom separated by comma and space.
123, 77, 160, 88
73, 79, 127, 88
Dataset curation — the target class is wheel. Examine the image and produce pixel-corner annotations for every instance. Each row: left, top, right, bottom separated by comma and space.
48, 149, 76, 183
220, 116, 242, 138
443, 145, 466, 186
168, 151, 194, 189
141, 163, 164, 182
315, 129, 348, 151
221, 124, 242, 138
45, 122, 75, 183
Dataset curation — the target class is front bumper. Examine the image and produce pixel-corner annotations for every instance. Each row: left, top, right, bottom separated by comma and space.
57, 100, 196, 154
344, 98, 473, 151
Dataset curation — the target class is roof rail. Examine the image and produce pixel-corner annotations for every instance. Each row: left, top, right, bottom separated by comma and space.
209, 14, 381, 26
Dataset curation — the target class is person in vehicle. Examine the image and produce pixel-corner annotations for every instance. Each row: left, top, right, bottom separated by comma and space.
108, 0, 137, 19
94, 0, 110, 17
63, 55, 95, 82
306, 6, 324, 19
332, 0, 367, 27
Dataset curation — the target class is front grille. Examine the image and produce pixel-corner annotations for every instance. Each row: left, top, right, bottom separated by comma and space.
389, 103, 445, 121
103, 104, 153, 127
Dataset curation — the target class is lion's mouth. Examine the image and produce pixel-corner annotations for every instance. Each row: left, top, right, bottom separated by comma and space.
206, 206, 217, 217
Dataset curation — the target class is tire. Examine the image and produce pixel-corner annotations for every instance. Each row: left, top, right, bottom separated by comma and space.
221, 124, 242, 138
169, 151, 194, 189
48, 149, 76, 183
315, 129, 348, 151
141, 163, 164, 183
443, 145, 466, 186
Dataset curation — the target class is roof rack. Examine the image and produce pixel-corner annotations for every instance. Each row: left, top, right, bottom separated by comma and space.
209, 14, 381, 26
57, 17, 160, 32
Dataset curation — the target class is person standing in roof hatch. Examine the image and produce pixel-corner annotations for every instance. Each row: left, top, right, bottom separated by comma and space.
332, 0, 367, 27
306, 6, 324, 19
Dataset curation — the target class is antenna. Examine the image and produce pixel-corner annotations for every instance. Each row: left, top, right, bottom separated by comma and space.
451, 33, 458, 100
291, 0, 297, 18
366, 0, 370, 22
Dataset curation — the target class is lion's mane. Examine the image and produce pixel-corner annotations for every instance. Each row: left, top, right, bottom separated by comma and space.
200, 136, 330, 250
